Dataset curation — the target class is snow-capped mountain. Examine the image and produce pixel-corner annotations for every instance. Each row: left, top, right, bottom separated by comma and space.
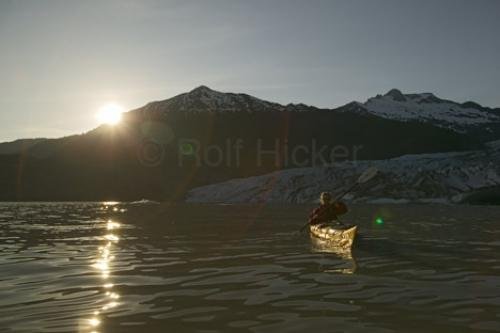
129, 85, 500, 139
350, 89, 500, 133
133, 85, 289, 114
186, 140, 500, 204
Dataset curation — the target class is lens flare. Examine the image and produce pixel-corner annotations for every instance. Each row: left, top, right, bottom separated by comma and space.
180, 142, 195, 155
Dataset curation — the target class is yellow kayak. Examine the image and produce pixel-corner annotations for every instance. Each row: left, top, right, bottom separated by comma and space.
309, 223, 357, 251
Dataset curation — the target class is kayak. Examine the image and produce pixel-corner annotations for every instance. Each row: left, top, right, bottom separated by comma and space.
309, 223, 357, 251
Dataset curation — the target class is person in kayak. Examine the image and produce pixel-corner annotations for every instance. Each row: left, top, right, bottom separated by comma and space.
308, 192, 348, 225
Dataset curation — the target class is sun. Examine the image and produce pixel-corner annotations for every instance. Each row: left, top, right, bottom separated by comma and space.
97, 103, 124, 126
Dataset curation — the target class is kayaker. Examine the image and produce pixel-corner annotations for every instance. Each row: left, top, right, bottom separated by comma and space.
308, 192, 348, 225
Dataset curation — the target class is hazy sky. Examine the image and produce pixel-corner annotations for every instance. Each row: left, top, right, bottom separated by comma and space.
1, 0, 500, 142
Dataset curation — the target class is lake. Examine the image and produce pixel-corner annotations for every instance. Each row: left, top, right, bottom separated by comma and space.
0, 202, 499, 332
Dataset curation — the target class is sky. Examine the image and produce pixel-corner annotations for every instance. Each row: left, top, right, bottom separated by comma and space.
1, 0, 500, 142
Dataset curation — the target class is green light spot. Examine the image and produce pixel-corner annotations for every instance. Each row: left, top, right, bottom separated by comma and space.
375, 217, 384, 225
180, 143, 194, 155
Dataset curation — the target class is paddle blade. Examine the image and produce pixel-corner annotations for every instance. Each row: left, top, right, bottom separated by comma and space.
357, 167, 378, 184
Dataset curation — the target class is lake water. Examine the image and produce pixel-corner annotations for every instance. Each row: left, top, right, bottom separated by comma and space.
1, 202, 499, 332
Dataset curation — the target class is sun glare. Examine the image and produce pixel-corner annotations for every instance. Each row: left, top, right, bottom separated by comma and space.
97, 103, 124, 125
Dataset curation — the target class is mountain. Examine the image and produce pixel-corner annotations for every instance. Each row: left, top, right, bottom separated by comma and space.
344, 89, 500, 140
186, 140, 500, 204
136, 85, 287, 114
0, 138, 47, 155
0, 86, 491, 201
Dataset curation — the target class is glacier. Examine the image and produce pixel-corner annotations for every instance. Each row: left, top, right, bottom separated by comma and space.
186, 141, 500, 204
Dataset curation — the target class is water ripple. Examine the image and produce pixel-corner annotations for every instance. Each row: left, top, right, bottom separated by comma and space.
1, 203, 499, 332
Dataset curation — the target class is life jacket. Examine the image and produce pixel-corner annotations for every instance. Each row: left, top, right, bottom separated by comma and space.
308, 201, 348, 225
334, 201, 348, 215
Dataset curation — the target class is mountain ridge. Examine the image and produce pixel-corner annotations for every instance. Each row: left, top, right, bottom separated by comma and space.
0, 85, 494, 201
350, 88, 500, 135
2, 85, 499, 150
133, 85, 500, 137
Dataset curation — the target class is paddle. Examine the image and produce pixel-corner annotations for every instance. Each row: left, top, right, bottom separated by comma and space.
299, 167, 378, 233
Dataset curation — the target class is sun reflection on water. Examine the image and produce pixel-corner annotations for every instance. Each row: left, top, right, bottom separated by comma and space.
81, 213, 122, 333
107, 220, 120, 230
310, 236, 357, 274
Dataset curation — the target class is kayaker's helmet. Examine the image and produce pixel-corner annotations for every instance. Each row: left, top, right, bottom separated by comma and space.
320, 192, 332, 205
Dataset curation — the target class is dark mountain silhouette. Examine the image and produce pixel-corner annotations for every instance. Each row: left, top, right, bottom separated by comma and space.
0, 138, 47, 155
0, 86, 489, 201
